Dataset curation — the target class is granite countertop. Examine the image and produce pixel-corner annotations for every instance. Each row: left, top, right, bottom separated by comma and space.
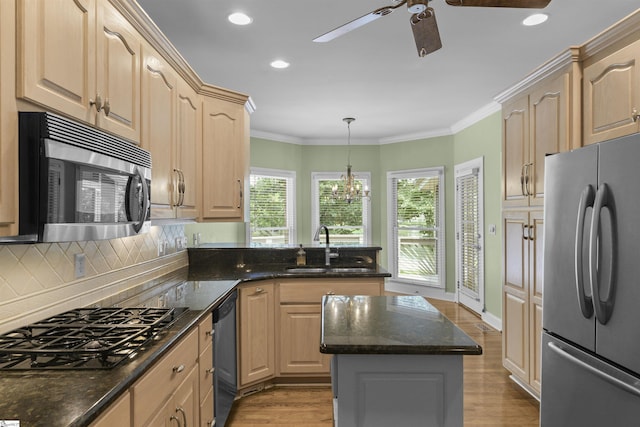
0, 277, 238, 427
320, 295, 482, 355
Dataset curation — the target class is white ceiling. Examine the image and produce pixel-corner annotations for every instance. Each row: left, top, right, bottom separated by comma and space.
136, 0, 639, 144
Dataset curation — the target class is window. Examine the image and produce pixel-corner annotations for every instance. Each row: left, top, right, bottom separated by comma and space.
387, 167, 445, 288
311, 172, 371, 245
249, 168, 296, 245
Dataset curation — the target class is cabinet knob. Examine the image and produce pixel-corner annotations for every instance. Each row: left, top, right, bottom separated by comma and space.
172, 364, 185, 373
326, 291, 335, 296
255, 287, 264, 294
633, 108, 639, 123
89, 94, 103, 112
206, 367, 215, 374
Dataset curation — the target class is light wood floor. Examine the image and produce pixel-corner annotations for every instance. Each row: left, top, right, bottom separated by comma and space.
226, 298, 539, 426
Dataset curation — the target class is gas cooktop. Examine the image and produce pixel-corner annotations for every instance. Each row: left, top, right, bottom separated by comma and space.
0, 307, 187, 370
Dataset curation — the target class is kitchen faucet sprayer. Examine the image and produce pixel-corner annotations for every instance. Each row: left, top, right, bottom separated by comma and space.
314, 225, 338, 266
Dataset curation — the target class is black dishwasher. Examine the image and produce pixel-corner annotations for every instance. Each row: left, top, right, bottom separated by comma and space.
213, 289, 237, 426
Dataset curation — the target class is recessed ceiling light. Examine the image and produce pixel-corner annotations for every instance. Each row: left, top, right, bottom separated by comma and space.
228, 12, 252, 26
270, 60, 290, 69
522, 13, 548, 26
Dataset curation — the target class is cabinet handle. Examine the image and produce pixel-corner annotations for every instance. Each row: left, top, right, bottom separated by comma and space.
633, 108, 640, 123
522, 224, 529, 240
176, 406, 187, 427
172, 364, 185, 373
173, 169, 185, 207
528, 223, 534, 241
89, 94, 103, 112
326, 291, 335, 296
169, 415, 181, 427
103, 98, 111, 116
237, 179, 243, 209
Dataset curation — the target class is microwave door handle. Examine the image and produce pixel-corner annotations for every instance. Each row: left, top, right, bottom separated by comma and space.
589, 183, 616, 325
575, 185, 595, 319
128, 167, 150, 233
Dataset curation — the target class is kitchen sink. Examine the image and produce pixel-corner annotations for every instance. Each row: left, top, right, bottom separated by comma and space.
285, 266, 374, 274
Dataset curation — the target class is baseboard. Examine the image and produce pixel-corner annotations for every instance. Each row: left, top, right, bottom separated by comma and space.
384, 280, 456, 301
482, 310, 502, 332
508, 375, 541, 402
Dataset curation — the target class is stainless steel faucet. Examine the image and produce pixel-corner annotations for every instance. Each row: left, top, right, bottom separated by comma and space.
313, 225, 338, 266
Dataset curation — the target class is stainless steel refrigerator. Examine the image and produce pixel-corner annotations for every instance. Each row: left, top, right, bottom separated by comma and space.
541, 132, 640, 426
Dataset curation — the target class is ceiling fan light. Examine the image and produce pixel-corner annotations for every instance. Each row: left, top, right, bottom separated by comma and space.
270, 59, 290, 69
522, 13, 548, 26
228, 12, 253, 26
407, 0, 428, 14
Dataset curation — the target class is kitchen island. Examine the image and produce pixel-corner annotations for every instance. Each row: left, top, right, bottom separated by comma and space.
321, 295, 482, 427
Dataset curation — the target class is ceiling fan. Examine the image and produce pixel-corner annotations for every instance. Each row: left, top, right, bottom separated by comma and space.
313, 0, 552, 57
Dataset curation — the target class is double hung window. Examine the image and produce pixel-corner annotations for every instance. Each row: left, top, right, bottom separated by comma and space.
249, 168, 296, 245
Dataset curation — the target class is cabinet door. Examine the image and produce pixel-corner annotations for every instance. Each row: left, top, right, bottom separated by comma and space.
0, 0, 17, 234
502, 210, 529, 382
173, 366, 199, 427
95, 1, 140, 143
529, 73, 570, 207
502, 95, 529, 207
89, 391, 131, 427
141, 47, 177, 218
279, 304, 331, 375
529, 211, 544, 394
17, 0, 96, 123
176, 80, 201, 219
583, 38, 640, 145
201, 98, 245, 220
239, 283, 275, 386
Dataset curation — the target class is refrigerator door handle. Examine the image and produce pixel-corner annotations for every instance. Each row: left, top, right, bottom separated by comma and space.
548, 341, 640, 398
575, 185, 595, 319
589, 183, 616, 325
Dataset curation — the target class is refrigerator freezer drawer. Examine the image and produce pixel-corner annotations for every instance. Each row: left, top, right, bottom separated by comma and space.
541, 333, 640, 427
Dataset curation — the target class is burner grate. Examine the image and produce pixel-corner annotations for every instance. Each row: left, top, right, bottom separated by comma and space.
0, 307, 184, 370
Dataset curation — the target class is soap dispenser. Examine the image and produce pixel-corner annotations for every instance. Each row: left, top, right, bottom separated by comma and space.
296, 244, 306, 266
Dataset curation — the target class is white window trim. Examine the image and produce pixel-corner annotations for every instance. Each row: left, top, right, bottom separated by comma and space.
311, 171, 371, 245
248, 167, 297, 245
454, 157, 484, 315
386, 167, 446, 289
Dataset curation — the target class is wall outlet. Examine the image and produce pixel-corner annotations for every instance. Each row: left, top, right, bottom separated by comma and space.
74, 253, 86, 279
176, 236, 187, 250
157, 239, 166, 256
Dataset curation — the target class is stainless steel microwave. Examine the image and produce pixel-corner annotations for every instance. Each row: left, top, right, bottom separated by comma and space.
3, 112, 151, 243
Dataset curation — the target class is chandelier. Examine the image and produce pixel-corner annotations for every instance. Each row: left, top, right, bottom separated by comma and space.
331, 117, 370, 204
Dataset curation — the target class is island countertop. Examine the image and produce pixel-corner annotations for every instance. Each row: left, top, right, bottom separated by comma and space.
320, 295, 482, 355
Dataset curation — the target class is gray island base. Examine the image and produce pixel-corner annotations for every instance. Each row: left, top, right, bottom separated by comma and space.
320, 295, 482, 427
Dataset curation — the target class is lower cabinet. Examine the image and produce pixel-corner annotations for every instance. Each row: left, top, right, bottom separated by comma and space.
89, 391, 131, 427
238, 282, 276, 387
144, 366, 199, 427
237, 278, 384, 388
197, 313, 214, 426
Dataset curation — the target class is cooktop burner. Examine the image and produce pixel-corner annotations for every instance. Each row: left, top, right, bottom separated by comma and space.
0, 307, 187, 370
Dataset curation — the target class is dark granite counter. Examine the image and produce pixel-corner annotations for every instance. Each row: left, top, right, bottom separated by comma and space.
0, 246, 390, 426
320, 295, 482, 355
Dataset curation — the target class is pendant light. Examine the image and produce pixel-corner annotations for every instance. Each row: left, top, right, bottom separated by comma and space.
331, 117, 370, 204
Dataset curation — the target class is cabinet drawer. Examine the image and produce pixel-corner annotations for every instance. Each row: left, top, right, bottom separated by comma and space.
131, 328, 198, 426
279, 279, 382, 303
199, 342, 213, 400
198, 313, 213, 353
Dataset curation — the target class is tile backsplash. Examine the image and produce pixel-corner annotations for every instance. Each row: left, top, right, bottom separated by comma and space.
0, 224, 188, 333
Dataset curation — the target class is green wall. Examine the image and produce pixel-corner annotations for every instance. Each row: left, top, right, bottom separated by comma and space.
191, 111, 503, 320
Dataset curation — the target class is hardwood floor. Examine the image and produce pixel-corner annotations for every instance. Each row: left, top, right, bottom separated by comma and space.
226, 299, 539, 426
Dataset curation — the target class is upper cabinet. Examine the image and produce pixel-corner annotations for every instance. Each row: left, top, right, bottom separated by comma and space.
0, 0, 17, 236
583, 38, 640, 145
501, 62, 575, 208
18, 0, 141, 143
201, 92, 249, 221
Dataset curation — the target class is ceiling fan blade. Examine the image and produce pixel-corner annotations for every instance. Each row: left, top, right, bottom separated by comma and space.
313, 1, 407, 43
411, 8, 442, 57
445, 0, 551, 7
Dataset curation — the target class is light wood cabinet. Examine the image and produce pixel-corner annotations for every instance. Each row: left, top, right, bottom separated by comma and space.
18, 0, 141, 143
141, 46, 177, 219
197, 313, 214, 425
238, 282, 276, 387
502, 210, 543, 397
89, 391, 131, 427
201, 95, 248, 221
131, 328, 198, 426
0, 0, 17, 236
278, 279, 384, 376
141, 45, 201, 220
502, 71, 572, 208
583, 38, 640, 145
